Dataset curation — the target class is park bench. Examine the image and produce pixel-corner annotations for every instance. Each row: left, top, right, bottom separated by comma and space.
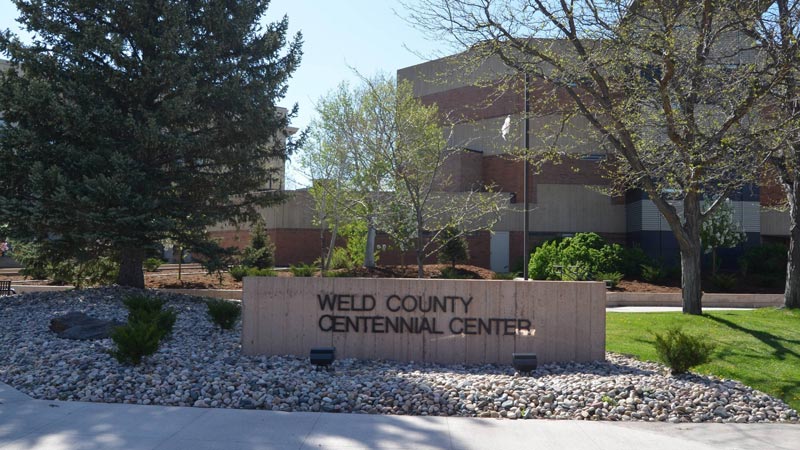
0, 280, 15, 296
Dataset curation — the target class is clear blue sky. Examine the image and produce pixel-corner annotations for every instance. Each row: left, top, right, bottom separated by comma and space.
0, 0, 445, 188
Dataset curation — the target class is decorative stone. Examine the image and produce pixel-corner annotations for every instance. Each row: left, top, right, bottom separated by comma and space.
0, 287, 794, 423
49, 312, 124, 340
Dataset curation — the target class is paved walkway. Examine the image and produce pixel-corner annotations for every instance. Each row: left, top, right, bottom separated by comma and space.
607, 306, 754, 313
1, 382, 798, 450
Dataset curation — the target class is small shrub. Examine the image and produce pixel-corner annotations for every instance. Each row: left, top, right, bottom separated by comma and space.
439, 266, 470, 279
290, 262, 316, 277
206, 299, 242, 330
143, 257, 163, 272
329, 247, 355, 270
437, 225, 469, 268
322, 270, 350, 277
122, 294, 176, 340
620, 246, 652, 278
110, 321, 161, 365
739, 243, 787, 277
641, 264, 666, 284
123, 294, 166, 315
492, 272, 518, 280
528, 240, 561, 280
247, 267, 277, 277
229, 265, 248, 282
652, 328, 715, 375
709, 273, 738, 292
559, 262, 592, 281
241, 219, 275, 269
595, 271, 623, 288
752, 274, 784, 289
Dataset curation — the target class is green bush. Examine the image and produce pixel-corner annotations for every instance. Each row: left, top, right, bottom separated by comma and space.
322, 270, 350, 277
439, 267, 472, 279
528, 240, 561, 280
492, 272, 518, 280
123, 294, 167, 315
290, 263, 316, 277
641, 264, 666, 284
527, 233, 639, 281
437, 225, 469, 268
596, 271, 624, 288
143, 257, 163, 272
111, 295, 178, 366
14, 241, 119, 287
122, 294, 176, 340
206, 299, 242, 330
229, 265, 248, 282
653, 327, 715, 375
329, 247, 356, 270
620, 246, 651, 278
709, 273, 738, 292
752, 274, 785, 289
241, 219, 275, 269
247, 267, 277, 277
739, 243, 787, 277
110, 321, 162, 365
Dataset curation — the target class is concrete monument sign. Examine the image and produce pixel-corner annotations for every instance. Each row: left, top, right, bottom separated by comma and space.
242, 278, 605, 365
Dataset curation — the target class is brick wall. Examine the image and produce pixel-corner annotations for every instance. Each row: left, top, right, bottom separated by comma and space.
210, 228, 494, 269
419, 77, 589, 122
482, 155, 614, 203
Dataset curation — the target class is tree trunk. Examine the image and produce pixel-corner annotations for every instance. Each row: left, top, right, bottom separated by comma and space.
416, 235, 425, 278
364, 216, 376, 268
785, 181, 800, 309
679, 193, 703, 314
679, 242, 703, 314
324, 222, 338, 271
117, 247, 145, 288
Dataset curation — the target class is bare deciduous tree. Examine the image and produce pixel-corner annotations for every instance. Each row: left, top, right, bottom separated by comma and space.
406, 0, 781, 313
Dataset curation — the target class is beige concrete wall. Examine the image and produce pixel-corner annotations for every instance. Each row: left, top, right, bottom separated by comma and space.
493, 184, 625, 233
451, 114, 605, 157
761, 208, 790, 237
242, 277, 606, 365
210, 183, 622, 236
209, 190, 317, 232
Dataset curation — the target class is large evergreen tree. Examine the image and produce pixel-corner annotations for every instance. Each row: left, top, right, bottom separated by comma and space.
0, 0, 302, 288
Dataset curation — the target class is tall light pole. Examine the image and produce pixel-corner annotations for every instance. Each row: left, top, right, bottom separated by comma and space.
523, 72, 531, 280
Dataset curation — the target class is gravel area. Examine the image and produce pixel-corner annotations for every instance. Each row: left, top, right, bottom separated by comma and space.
0, 287, 797, 423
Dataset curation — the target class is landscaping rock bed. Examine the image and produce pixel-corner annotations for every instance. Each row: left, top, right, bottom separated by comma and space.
0, 287, 796, 423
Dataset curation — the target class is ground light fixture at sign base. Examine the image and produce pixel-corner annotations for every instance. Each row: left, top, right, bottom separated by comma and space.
310, 346, 336, 368
512, 352, 538, 374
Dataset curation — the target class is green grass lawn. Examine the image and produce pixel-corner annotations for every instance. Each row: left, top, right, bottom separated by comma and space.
606, 308, 800, 412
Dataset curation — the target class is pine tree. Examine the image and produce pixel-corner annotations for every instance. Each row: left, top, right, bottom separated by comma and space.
0, 0, 302, 287
437, 225, 469, 269
241, 219, 275, 269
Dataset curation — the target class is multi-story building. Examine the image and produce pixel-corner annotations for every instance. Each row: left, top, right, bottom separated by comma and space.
215, 49, 790, 272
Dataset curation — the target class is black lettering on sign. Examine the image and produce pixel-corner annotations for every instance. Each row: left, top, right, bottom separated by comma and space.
318, 294, 337, 311
386, 295, 401, 312
449, 317, 463, 334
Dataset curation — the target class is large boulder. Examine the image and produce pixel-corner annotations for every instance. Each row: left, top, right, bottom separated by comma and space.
49, 312, 124, 340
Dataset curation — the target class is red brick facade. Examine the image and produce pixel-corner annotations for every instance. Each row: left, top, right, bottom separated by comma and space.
210, 228, 493, 269
482, 155, 617, 203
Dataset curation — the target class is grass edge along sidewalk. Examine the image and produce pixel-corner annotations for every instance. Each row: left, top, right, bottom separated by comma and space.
607, 308, 800, 412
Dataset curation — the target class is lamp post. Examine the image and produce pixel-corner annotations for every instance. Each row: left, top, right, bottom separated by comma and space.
523, 72, 531, 280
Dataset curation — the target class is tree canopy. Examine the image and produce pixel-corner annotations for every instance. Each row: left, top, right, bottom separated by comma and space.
0, 0, 302, 287
406, 0, 784, 313
302, 75, 505, 277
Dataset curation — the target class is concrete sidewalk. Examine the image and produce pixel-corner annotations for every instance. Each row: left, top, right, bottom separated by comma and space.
1, 382, 798, 450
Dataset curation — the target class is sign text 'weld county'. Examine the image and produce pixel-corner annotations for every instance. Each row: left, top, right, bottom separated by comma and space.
316, 293, 533, 336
